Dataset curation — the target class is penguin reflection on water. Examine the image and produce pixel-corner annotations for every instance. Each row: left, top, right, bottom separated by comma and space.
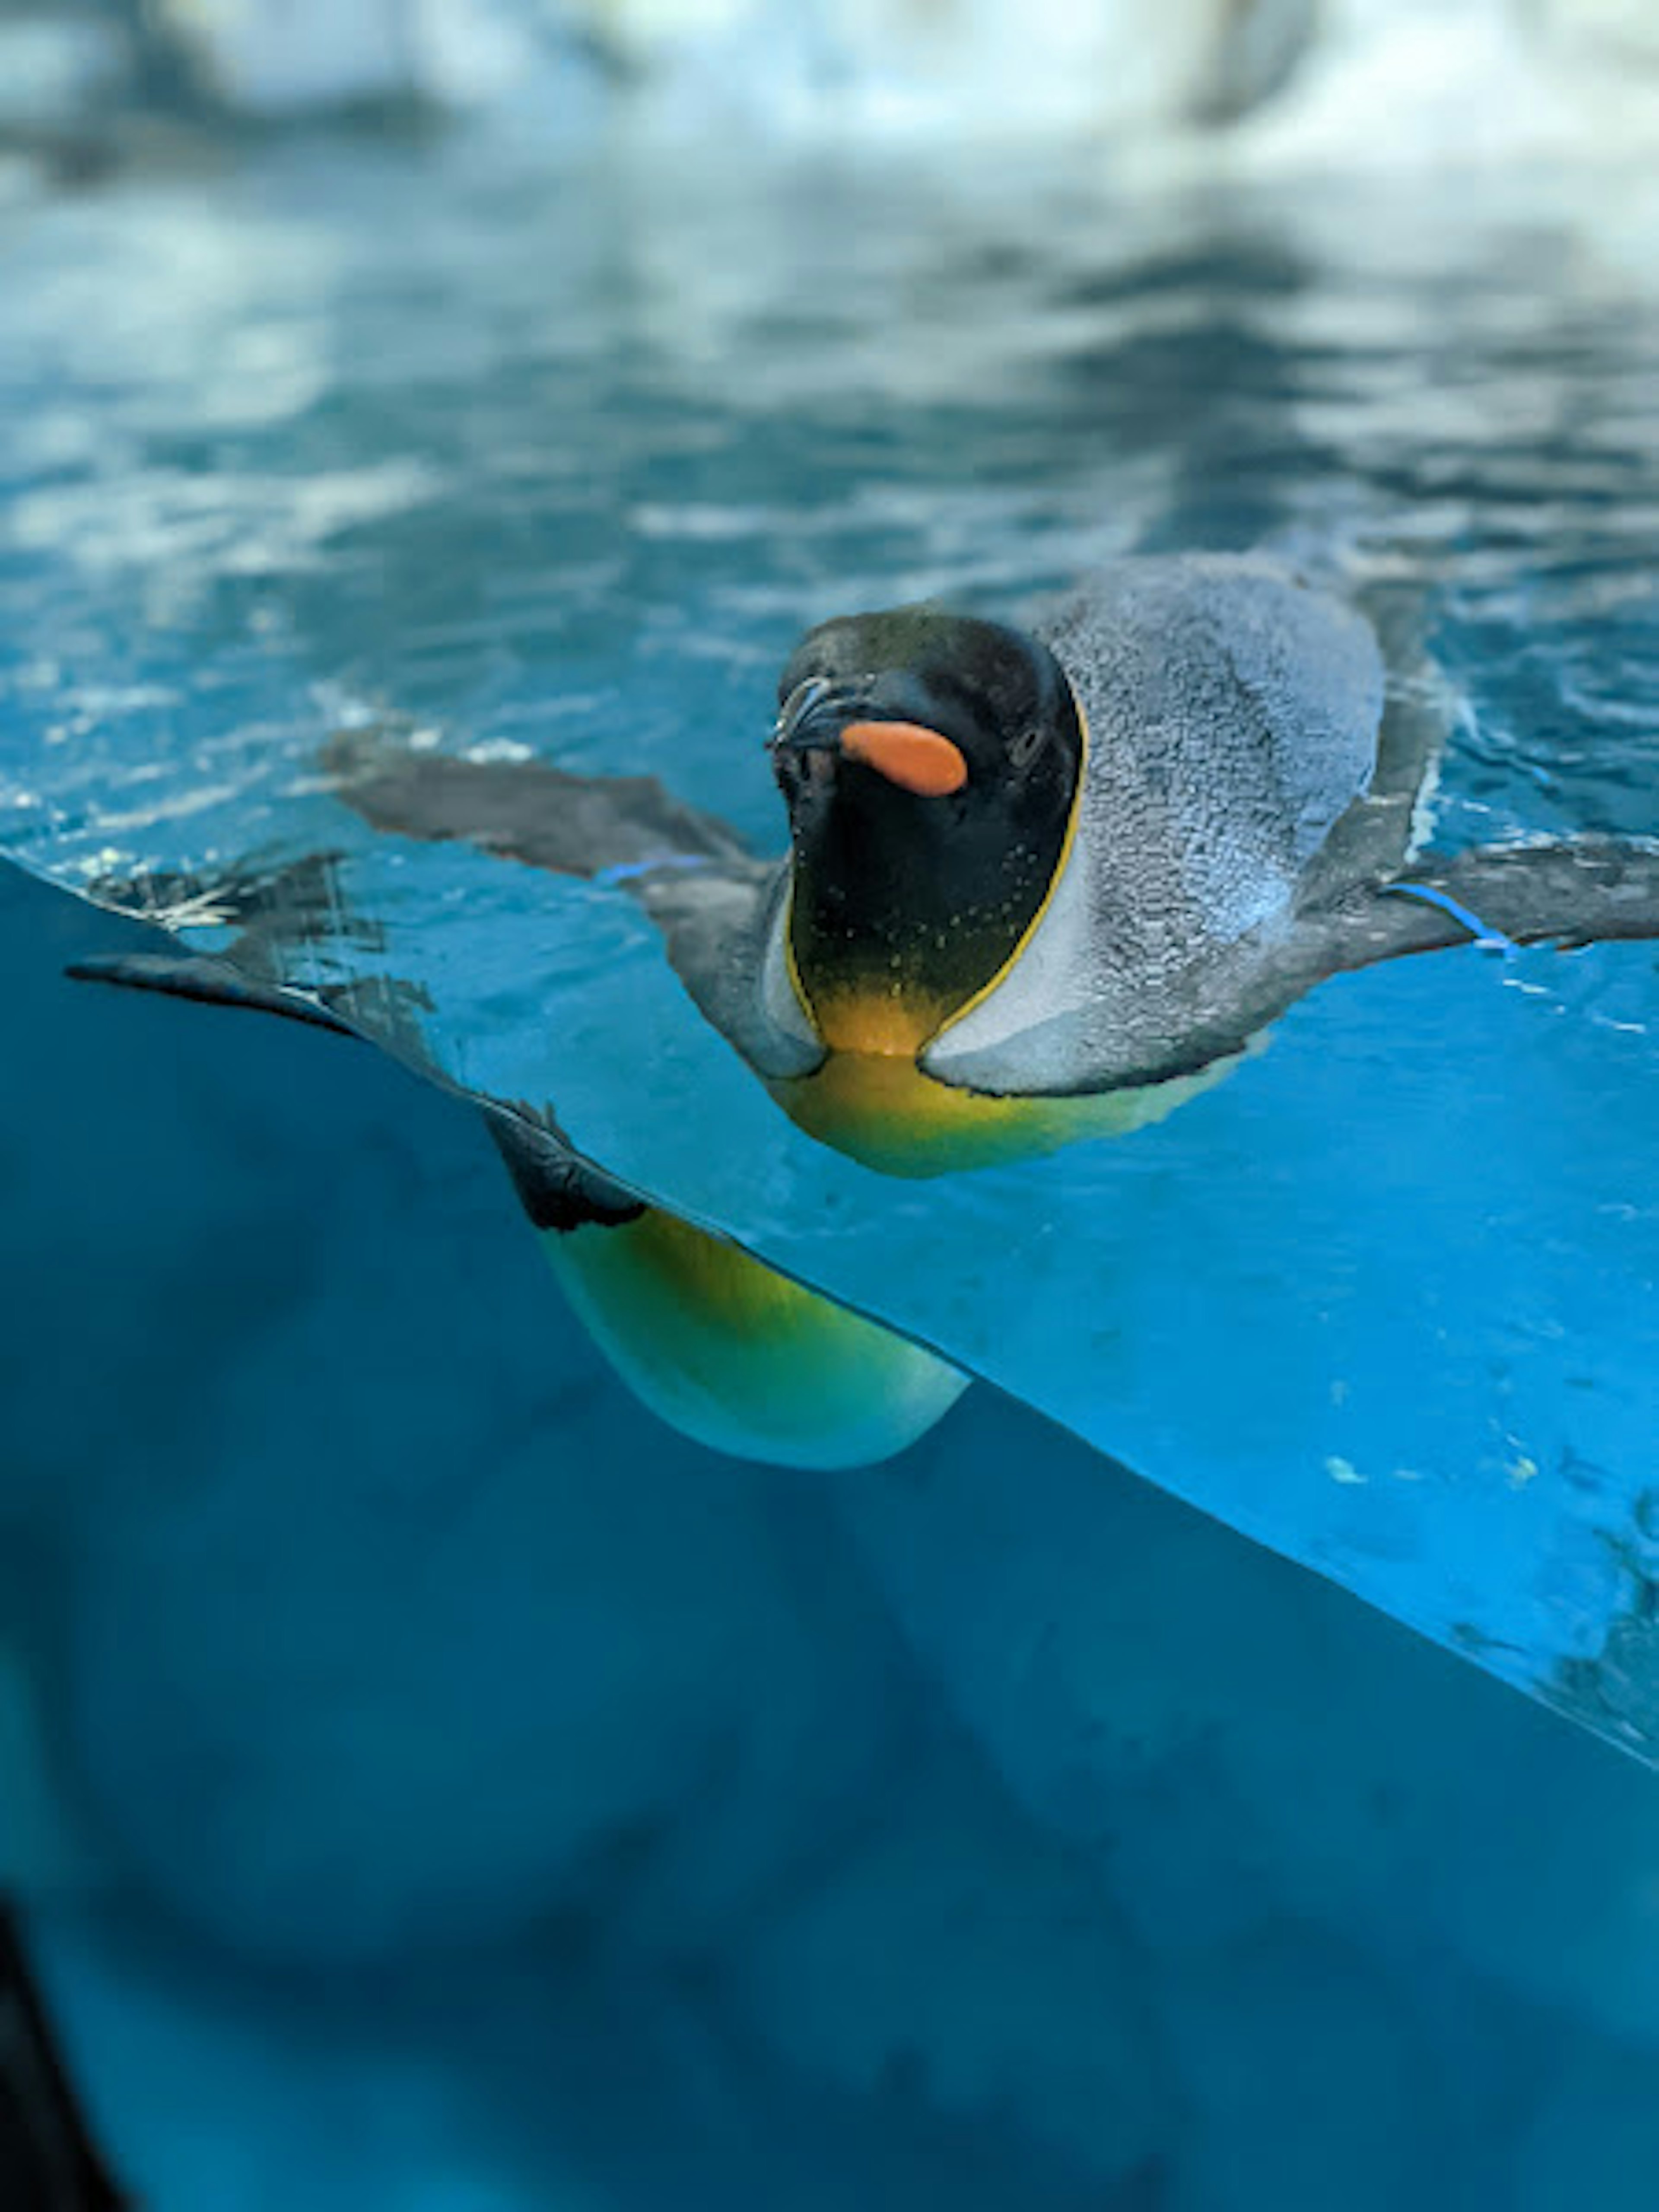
74, 556, 1659, 1465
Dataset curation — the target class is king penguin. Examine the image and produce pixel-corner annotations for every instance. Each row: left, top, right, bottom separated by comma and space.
71, 555, 1659, 1465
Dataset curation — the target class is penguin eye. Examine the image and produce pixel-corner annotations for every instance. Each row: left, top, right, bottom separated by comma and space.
1008, 725, 1045, 769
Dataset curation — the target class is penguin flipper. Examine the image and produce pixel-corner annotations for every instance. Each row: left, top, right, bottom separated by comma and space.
1240, 833, 1659, 1072
0, 1905, 129, 2210
1339, 836, 1659, 969
321, 733, 813, 1081
323, 731, 761, 883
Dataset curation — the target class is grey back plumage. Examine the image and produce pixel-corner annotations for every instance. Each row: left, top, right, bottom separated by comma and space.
924, 556, 1386, 1094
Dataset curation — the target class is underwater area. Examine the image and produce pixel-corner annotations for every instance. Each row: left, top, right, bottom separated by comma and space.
1, 0, 1658, 2205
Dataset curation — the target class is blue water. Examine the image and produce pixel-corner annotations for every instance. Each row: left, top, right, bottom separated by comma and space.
3, 130, 1655, 1742
1, 100, 1658, 2212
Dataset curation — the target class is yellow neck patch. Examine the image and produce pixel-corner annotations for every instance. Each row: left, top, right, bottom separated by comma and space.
803, 982, 945, 1058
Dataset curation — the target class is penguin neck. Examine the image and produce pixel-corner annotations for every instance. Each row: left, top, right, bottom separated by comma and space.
785, 797, 1059, 1056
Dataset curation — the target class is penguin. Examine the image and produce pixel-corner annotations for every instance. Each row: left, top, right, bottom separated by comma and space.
322, 553, 1659, 1175
65, 554, 1659, 1465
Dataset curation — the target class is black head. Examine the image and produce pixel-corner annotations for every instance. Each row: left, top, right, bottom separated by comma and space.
769, 604, 1085, 1046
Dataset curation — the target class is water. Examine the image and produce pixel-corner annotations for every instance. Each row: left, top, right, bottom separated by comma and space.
1, 58, 1659, 2208
3, 125, 1654, 1755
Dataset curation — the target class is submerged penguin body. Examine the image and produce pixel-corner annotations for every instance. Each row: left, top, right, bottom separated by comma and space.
544, 1208, 966, 1468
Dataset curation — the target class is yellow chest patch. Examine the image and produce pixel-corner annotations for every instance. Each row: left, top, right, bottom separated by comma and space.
806, 981, 944, 1058
768, 1046, 1234, 1179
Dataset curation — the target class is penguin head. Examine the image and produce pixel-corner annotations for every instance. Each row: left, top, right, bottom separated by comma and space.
769, 605, 1085, 1050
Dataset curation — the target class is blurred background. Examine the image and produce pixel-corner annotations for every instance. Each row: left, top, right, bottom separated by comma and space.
3, 0, 1659, 150
3, 5, 1659, 2210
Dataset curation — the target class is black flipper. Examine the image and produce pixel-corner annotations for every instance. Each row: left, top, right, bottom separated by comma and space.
0, 1906, 128, 2210
323, 731, 760, 881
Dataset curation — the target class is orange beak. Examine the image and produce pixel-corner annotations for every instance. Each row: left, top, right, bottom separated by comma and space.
839, 719, 969, 798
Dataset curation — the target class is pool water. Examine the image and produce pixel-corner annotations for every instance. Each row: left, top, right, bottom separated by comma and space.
0, 80, 1657, 2212
3, 125, 1654, 1745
